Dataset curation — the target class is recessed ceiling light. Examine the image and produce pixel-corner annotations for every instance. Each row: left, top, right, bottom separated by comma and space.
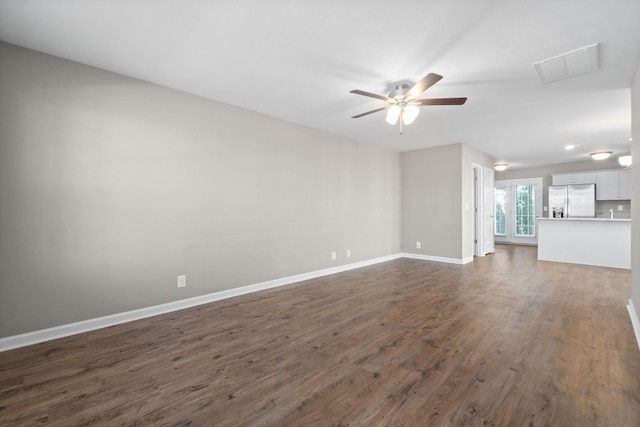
565, 144, 576, 150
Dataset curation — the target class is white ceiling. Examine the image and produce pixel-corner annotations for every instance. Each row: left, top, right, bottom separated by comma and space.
1, 0, 639, 169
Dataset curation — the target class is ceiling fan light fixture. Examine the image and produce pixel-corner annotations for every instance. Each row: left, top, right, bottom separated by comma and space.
350, 73, 465, 133
385, 105, 401, 125
494, 163, 508, 171
402, 105, 420, 125
590, 151, 612, 160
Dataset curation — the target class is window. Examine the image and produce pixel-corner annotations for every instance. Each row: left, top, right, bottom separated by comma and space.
515, 185, 535, 237
495, 186, 507, 236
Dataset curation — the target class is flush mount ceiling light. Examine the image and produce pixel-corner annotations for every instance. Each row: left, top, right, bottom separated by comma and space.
494, 163, 508, 171
619, 155, 632, 168
590, 151, 612, 160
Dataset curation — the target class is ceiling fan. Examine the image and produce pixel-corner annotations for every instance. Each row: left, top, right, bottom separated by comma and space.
350, 73, 467, 134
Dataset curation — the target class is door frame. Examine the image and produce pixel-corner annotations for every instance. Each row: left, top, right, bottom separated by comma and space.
472, 163, 495, 256
483, 167, 495, 254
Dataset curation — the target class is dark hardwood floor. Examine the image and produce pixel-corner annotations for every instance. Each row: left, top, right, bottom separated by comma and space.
1, 245, 639, 426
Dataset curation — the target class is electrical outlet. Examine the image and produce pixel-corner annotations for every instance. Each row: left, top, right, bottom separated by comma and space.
347, 249, 351, 258
331, 252, 336, 260
177, 275, 187, 288
416, 241, 421, 249
618, 205, 624, 211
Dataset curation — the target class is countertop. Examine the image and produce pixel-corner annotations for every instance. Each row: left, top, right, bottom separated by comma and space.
537, 217, 630, 222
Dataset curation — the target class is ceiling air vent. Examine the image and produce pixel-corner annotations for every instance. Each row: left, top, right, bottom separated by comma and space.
533, 43, 599, 84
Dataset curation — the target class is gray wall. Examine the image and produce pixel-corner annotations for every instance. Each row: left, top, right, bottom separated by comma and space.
400, 143, 493, 260
0, 43, 401, 337
498, 159, 631, 219
632, 61, 640, 312
401, 144, 462, 259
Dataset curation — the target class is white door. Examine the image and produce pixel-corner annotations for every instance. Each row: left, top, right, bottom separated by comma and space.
483, 168, 495, 253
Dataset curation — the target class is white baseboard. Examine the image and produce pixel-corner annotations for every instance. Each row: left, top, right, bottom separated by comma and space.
627, 299, 640, 351
0, 253, 403, 352
401, 252, 474, 265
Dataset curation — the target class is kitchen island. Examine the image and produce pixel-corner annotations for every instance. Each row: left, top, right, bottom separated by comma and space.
537, 218, 631, 269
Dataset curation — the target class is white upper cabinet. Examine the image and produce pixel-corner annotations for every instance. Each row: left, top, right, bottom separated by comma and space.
596, 169, 632, 200
618, 169, 632, 199
596, 171, 619, 200
552, 172, 596, 185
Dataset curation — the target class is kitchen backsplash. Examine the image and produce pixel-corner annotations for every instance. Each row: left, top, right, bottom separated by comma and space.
595, 200, 631, 218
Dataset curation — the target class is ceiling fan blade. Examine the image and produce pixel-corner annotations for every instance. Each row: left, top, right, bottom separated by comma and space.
406, 73, 443, 99
351, 106, 388, 118
350, 89, 389, 102
416, 97, 467, 106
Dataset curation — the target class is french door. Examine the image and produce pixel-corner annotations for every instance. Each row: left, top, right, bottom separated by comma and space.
494, 178, 542, 245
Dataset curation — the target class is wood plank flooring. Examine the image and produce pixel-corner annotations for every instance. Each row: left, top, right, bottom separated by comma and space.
1, 244, 639, 426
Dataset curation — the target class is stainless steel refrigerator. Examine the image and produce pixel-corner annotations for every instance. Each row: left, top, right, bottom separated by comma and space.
549, 184, 596, 218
